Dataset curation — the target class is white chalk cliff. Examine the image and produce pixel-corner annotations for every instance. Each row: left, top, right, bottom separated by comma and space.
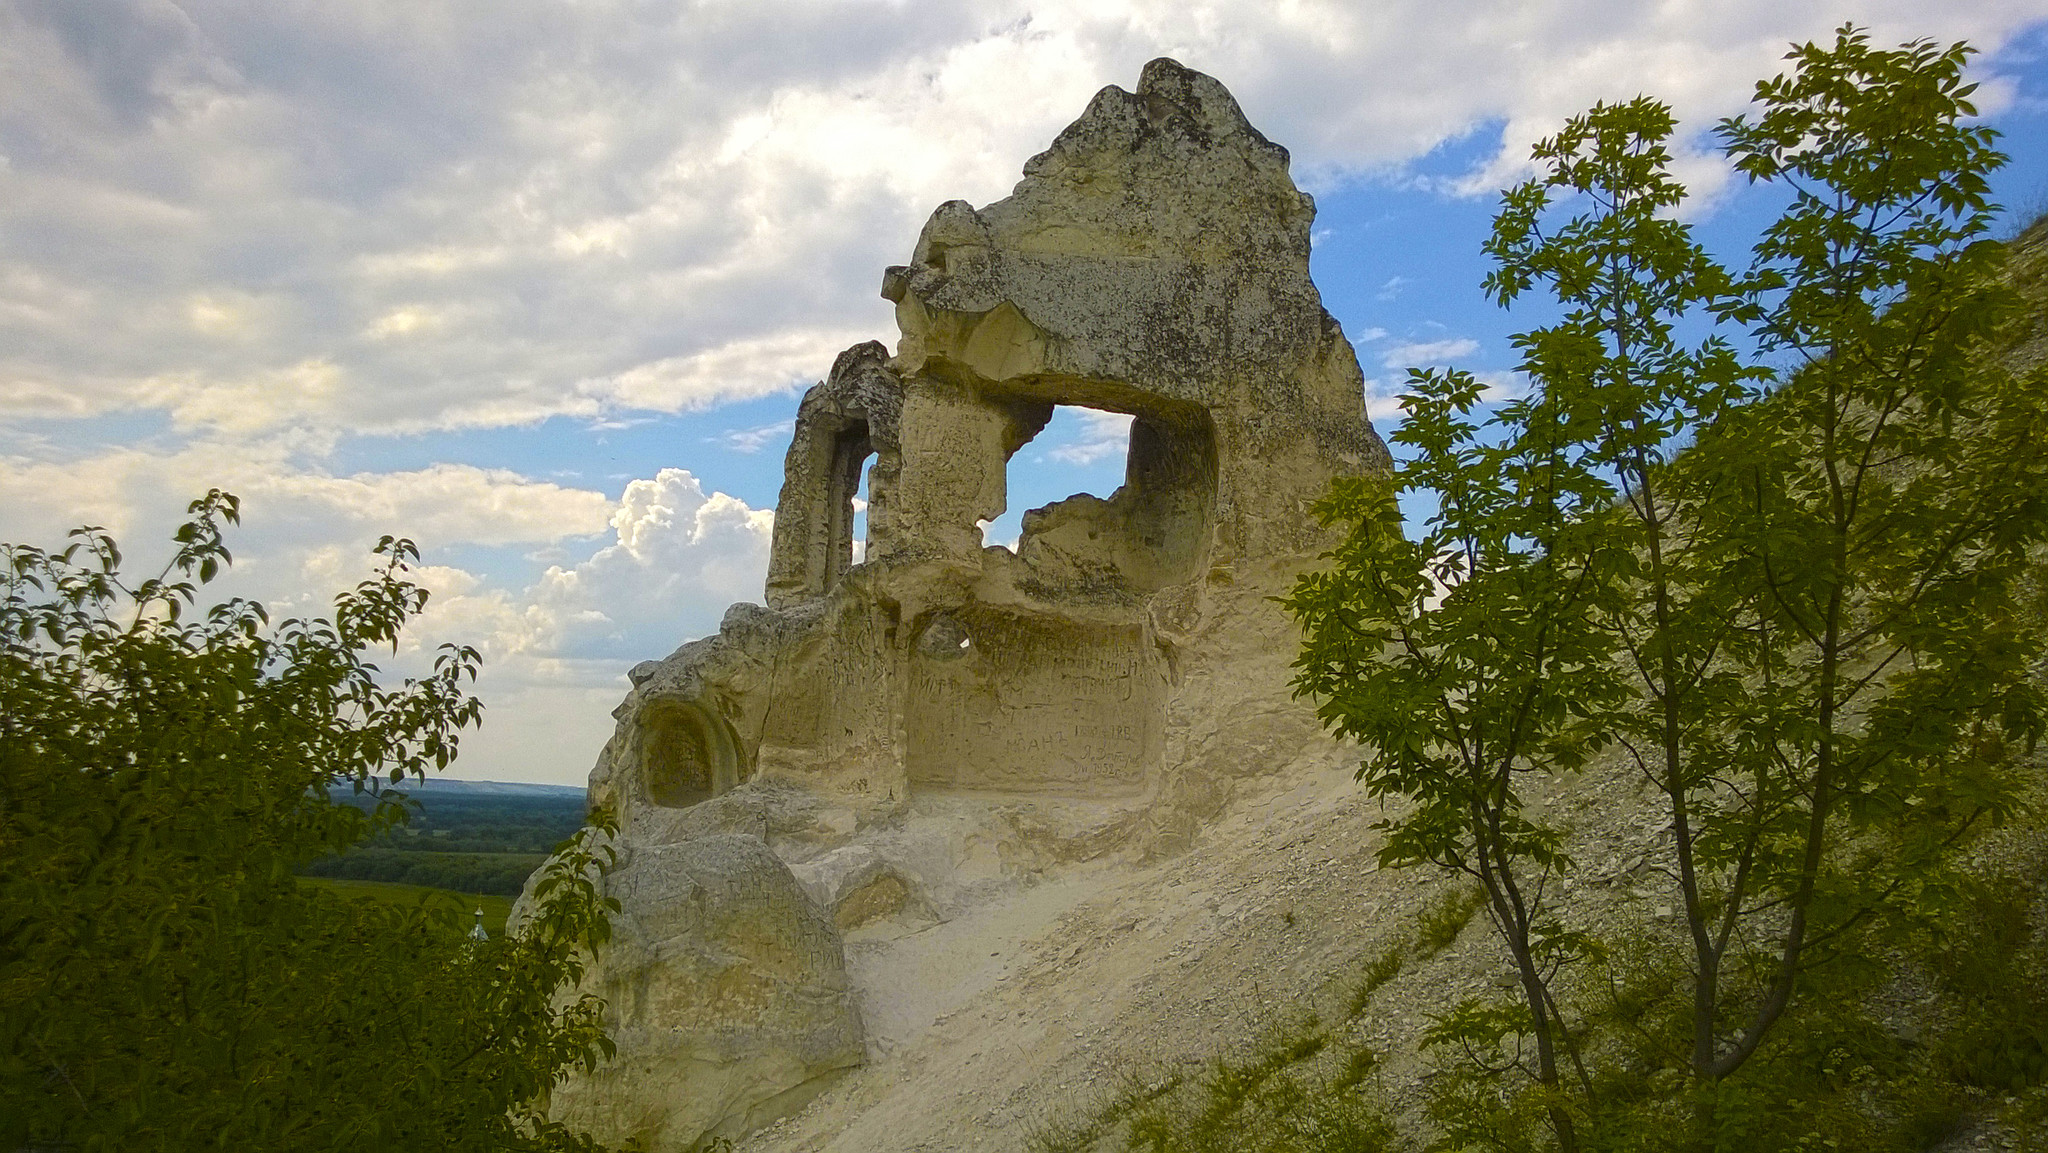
539, 58, 1392, 1151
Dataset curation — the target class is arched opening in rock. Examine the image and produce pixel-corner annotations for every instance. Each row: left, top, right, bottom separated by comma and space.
981, 390, 1217, 594
900, 388, 1214, 795
851, 458, 873, 565
640, 699, 742, 808
766, 406, 881, 607
984, 406, 1132, 551
824, 420, 872, 588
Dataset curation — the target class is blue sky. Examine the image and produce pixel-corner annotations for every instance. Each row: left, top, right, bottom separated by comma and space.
4, 1, 2045, 783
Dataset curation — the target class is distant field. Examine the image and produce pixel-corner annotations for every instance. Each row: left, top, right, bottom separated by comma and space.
299, 876, 516, 936
298, 848, 546, 895
300, 781, 586, 896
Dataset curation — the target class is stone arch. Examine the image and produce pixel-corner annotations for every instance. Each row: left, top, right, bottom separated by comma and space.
639, 698, 743, 808
765, 344, 903, 608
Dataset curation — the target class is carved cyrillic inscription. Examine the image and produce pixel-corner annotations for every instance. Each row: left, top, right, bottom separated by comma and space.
905, 609, 1162, 794
756, 601, 898, 775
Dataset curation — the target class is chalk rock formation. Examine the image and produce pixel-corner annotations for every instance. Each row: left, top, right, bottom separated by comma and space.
554, 58, 1391, 1150
546, 834, 863, 1150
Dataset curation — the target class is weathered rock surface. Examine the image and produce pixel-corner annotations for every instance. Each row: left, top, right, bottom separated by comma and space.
553, 57, 1392, 1148
545, 834, 862, 1151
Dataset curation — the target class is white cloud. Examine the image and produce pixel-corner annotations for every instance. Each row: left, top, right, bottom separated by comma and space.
1475, 370, 1530, 404
0, 450, 772, 784
364, 305, 448, 340
288, 467, 771, 674
1046, 409, 1135, 466
2, 1, 2040, 440
439, 679, 626, 786
5, 0, 2045, 783
404, 467, 772, 778
716, 421, 793, 454
0, 443, 613, 612
1363, 379, 1410, 423
1381, 338, 1481, 371
139, 359, 347, 433
974, 517, 1019, 553
515, 468, 773, 662
1362, 368, 1525, 422
0, 431, 630, 787
588, 327, 872, 414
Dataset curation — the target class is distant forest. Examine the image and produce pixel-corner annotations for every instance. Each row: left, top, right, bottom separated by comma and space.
295, 783, 589, 895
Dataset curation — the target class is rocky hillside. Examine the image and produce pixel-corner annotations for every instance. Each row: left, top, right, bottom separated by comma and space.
712, 220, 2048, 1153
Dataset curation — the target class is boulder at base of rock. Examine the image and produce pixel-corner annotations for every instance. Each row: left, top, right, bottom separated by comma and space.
547, 834, 863, 1151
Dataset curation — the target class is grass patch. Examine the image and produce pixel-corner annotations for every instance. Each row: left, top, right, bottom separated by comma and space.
1346, 944, 1406, 1019
1345, 883, 1489, 1021
1415, 884, 1486, 957
299, 876, 516, 936
1028, 1018, 1394, 1153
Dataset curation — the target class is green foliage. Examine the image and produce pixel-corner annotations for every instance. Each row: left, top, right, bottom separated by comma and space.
1449, 867, 2048, 1153
1028, 1019, 1394, 1153
1284, 347, 1618, 1148
1924, 864, 2048, 1116
1415, 884, 1488, 957
1286, 84, 1746, 1153
1424, 1038, 1572, 1153
1662, 26, 2047, 1079
1406, 888, 2006, 1153
0, 493, 625, 1152
297, 877, 517, 935
1561, 934, 1907, 1153
1290, 22, 2048, 1151
1345, 885, 1491, 1024
1346, 944, 1407, 1020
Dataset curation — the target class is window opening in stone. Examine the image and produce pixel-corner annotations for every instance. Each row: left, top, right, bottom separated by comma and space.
985, 405, 1133, 552
826, 421, 872, 586
851, 459, 873, 564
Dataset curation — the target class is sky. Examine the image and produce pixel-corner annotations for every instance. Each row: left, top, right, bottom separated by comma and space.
4, 1, 2047, 785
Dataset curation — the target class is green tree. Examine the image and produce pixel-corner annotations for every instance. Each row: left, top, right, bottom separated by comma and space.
1286, 91, 1745, 1151
0, 492, 625, 1152
1483, 91, 1762, 1095
1676, 27, 2048, 1080
1287, 24, 2048, 1146
1283, 289, 1627, 1152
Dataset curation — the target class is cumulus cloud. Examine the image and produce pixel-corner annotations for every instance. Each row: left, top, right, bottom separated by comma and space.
517, 467, 772, 661
387, 467, 773, 780
241, 466, 773, 671
0, 451, 773, 783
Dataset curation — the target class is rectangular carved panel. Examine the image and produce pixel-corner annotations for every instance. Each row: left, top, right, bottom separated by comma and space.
905, 608, 1161, 794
